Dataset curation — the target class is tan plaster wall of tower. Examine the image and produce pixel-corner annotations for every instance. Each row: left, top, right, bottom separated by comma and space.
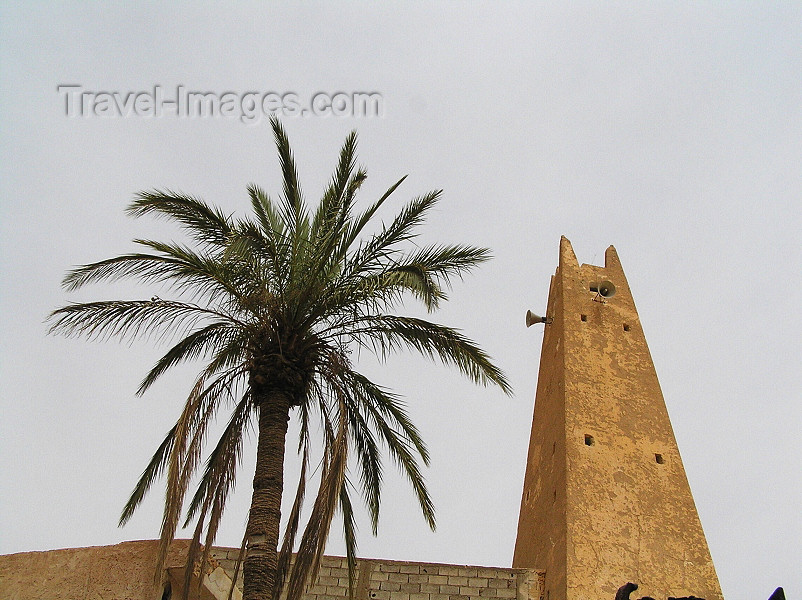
513, 238, 722, 600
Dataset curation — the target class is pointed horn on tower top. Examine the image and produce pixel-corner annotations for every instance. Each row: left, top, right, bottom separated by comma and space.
559, 236, 579, 271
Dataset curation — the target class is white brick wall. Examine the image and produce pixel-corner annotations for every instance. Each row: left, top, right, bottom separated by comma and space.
208, 550, 545, 600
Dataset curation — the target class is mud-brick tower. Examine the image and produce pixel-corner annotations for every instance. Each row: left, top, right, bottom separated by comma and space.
513, 237, 722, 600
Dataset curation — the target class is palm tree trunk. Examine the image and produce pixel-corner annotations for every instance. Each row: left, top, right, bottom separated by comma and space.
243, 391, 292, 600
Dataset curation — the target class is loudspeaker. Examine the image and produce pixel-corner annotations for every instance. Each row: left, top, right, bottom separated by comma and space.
589, 280, 616, 298
526, 310, 546, 327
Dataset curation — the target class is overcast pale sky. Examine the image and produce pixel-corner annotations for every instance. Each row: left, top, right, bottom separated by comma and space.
1, 3, 799, 600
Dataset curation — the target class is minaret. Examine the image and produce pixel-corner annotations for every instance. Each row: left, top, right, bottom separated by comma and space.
513, 237, 722, 600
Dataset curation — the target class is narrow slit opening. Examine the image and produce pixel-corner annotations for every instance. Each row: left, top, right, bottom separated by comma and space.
655, 453, 665, 464
580, 314, 587, 322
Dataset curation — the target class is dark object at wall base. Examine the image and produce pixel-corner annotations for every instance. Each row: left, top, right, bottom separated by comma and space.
768, 588, 785, 600
616, 583, 639, 600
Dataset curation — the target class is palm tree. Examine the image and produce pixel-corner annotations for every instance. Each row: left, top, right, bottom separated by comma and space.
48, 117, 510, 600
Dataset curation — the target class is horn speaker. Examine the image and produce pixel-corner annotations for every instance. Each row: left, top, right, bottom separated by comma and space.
526, 310, 546, 327
589, 280, 616, 298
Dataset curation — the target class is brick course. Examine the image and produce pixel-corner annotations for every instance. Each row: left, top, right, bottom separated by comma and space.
205, 549, 544, 600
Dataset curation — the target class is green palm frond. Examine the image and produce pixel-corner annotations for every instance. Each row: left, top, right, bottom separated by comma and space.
398, 244, 493, 286
136, 322, 238, 395
311, 131, 358, 246
341, 400, 383, 531
48, 300, 229, 344
242, 187, 290, 287
127, 190, 233, 247
348, 315, 512, 394
119, 425, 176, 526
351, 396, 435, 529
246, 184, 282, 240
345, 190, 442, 279
60, 245, 250, 311
270, 116, 305, 226
130, 239, 254, 303
342, 371, 429, 464
338, 175, 407, 259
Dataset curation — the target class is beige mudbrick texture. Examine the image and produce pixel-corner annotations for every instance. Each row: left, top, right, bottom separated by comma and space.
513, 238, 723, 600
0, 541, 545, 600
0, 540, 193, 600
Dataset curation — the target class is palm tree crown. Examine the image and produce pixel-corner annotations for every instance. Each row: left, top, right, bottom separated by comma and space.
49, 117, 510, 600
